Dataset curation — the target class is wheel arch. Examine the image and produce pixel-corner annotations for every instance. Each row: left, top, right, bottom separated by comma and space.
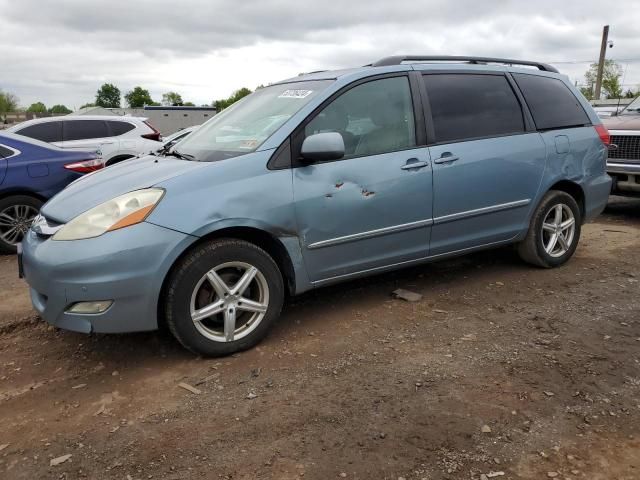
0, 189, 47, 204
547, 180, 585, 221
157, 225, 299, 329
195, 226, 297, 296
105, 154, 136, 166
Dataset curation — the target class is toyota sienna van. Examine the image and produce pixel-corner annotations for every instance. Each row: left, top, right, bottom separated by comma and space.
20, 56, 612, 356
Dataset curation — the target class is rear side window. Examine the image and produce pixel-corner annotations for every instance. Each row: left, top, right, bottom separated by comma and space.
424, 74, 524, 143
512, 73, 590, 130
0, 145, 15, 158
107, 120, 135, 136
63, 120, 109, 141
16, 121, 63, 143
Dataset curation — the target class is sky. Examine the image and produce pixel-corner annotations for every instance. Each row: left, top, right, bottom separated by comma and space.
1, 0, 640, 109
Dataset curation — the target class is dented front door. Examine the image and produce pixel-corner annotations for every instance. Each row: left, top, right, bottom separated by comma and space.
293, 148, 433, 283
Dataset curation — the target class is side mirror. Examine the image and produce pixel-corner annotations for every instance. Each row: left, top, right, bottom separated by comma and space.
300, 132, 345, 163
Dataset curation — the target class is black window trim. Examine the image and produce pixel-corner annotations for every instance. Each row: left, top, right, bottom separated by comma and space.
268, 70, 425, 170
421, 70, 535, 146
510, 71, 592, 132
0, 144, 21, 159
505, 72, 537, 131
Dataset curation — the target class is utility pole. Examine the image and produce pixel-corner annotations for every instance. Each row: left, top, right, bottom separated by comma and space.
594, 25, 609, 100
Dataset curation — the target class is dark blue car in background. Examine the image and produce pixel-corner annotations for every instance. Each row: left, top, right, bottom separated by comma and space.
0, 132, 102, 253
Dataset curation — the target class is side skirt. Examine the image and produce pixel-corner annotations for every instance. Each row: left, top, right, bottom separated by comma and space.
310, 236, 519, 288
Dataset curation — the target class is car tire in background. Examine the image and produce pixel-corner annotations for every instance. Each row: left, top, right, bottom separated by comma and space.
518, 190, 582, 268
0, 195, 42, 255
164, 239, 284, 356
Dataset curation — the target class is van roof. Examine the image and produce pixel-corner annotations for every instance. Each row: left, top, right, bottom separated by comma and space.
280, 55, 559, 84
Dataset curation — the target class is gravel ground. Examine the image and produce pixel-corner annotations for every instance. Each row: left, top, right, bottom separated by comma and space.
0, 197, 639, 480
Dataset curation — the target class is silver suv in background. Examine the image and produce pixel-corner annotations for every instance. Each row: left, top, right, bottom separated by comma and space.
156, 125, 199, 153
6, 115, 162, 166
603, 96, 640, 196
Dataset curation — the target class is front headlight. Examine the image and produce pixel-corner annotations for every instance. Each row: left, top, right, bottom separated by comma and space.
53, 188, 164, 241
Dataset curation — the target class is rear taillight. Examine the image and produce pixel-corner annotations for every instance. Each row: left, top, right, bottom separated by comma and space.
141, 121, 161, 141
64, 158, 105, 174
594, 124, 610, 146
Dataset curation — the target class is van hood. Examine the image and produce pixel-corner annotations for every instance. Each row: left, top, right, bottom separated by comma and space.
41, 155, 206, 223
602, 114, 640, 131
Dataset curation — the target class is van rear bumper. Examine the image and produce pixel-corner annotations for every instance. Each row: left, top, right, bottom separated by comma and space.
584, 173, 612, 222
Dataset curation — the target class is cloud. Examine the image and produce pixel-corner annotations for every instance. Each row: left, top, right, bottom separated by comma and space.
1, 0, 639, 108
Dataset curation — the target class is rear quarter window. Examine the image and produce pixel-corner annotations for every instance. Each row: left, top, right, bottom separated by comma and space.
107, 121, 136, 136
16, 121, 63, 143
0, 145, 15, 158
512, 73, 590, 130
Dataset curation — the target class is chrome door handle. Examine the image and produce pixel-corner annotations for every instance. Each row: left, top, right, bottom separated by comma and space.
401, 159, 429, 170
433, 154, 459, 164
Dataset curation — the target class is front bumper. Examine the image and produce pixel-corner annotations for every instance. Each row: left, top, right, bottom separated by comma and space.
607, 160, 640, 175
607, 160, 640, 194
21, 221, 193, 333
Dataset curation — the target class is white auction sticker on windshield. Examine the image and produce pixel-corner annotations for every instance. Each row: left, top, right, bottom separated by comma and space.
278, 89, 313, 99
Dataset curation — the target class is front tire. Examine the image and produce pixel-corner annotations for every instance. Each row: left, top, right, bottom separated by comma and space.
518, 190, 581, 268
165, 239, 284, 356
0, 195, 42, 254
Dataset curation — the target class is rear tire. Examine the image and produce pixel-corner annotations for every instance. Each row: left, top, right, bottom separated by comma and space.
164, 239, 284, 356
518, 190, 581, 268
0, 195, 42, 255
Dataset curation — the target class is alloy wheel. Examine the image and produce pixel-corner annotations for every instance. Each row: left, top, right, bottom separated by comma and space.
0, 205, 39, 245
190, 261, 270, 342
541, 204, 576, 258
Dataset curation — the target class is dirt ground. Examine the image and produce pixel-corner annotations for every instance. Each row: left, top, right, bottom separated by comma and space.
1, 197, 639, 480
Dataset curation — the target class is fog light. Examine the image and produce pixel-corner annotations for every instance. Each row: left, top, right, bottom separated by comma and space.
67, 300, 113, 314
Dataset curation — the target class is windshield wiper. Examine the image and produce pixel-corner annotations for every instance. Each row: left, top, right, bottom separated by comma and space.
166, 149, 195, 161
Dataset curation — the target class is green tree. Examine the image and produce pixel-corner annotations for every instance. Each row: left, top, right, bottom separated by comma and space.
95, 83, 121, 108
183, 101, 195, 106
604, 77, 623, 99
579, 86, 593, 100
27, 102, 48, 113
213, 87, 252, 111
79, 102, 96, 109
49, 104, 72, 114
584, 60, 623, 99
162, 91, 183, 106
125, 86, 154, 108
0, 89, 19, 113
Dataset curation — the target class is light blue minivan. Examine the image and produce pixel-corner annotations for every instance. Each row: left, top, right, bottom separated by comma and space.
20, 56, 612, 356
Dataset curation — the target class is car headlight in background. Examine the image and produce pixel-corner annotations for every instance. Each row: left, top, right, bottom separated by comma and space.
52, 188, 164, 241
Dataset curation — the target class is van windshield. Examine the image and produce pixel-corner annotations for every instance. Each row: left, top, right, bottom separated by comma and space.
620, 96, 640, 115
174, 80, 332, 162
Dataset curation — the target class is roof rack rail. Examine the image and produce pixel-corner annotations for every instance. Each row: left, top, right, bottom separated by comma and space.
371, 55, 559, 73
298, 70, 328, 76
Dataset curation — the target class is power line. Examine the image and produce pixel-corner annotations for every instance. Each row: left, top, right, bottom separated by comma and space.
550, 58, 640, 64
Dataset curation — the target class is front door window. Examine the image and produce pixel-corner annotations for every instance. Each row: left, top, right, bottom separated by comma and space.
304, 76, 416, 159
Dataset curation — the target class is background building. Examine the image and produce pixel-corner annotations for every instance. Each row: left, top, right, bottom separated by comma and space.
70, 105, 216, 135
